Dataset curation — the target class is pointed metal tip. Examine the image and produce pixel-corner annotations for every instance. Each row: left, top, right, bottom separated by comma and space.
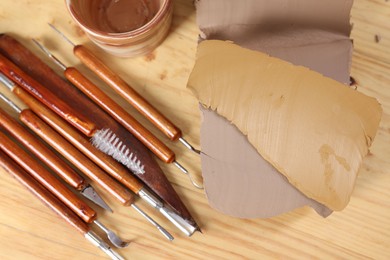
178, 137, 201, 155
48, 23, 76, 46
32, 39, 49, 56
197, 227, 203, 234
31, 39, 67, 71
81, 184, 113, 213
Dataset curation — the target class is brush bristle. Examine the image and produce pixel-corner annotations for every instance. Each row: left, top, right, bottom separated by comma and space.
91, 129, 145, 174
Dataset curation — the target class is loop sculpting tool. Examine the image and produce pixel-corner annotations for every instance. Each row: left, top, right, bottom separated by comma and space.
0, 32, 197, 232
48, 24, 201, 155
0, 130, 130, 248
0, 75, 173, 241
33, 39, 202, 189
0, 151, 125, 260
1, 74, 199, 236
0, 101, 111, 212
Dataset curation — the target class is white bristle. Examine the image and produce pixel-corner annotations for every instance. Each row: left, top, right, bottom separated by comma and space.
91, 129, 145, 174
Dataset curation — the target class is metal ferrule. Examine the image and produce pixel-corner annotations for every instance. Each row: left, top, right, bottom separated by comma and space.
138, 187, 164, 209
85, 231, 125, 260
0, 72, 16, 91
138, 188, 198, 236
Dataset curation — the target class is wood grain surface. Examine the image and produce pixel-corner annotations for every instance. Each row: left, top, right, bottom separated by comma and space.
0, 0, 389, 259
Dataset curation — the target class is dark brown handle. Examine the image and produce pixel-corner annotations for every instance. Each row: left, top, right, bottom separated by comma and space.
19, 108, 135, 206
0, 130, 97, 223
13, 86, 139, 202
0, 53, 97, 137
65, 67, 176, 163
0, 107, 86, 190
0, 151, 90, 235
74, 45, 182, 141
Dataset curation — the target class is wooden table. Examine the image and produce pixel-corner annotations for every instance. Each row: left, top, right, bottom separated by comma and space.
0, 0, 389, 259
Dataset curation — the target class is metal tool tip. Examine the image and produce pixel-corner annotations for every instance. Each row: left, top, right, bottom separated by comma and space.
0, 72, 16, 91
196, 226, 203, 234
159, 226, 175, 241
131, 204, 174, 241
32, 39, 48, 54
81, 185, 113, 213
173, 161, 204, 189
0, 93, 22, 114
178, 137, 201, 155
93, 220, 130, 249
48, 23, 76, 46
32, 39, 67, 71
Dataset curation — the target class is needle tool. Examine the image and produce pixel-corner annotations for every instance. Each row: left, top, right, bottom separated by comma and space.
48, 24, 201, 154
33, 39, 202, 189
0, 74, 173, 241
0, 151, 125, 260
2, 73, 199, 236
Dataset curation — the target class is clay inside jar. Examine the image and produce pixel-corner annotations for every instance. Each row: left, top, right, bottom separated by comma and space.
69, 0, 160, 33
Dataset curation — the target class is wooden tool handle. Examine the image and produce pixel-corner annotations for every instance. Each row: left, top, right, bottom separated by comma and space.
14, 86, 138, 202
0, 53, 96, 137
0, 151, 90, 235
0, 107, 86, 190
0, 131, 97, 223
65, 67, 176, 163
19, 108, 135, 206
74, 45, 182, 141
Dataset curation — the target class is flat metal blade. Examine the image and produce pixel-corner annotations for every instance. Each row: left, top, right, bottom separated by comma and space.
81, 184, 113, 212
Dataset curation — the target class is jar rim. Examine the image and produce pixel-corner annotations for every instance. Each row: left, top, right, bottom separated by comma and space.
65, 0, 171, 40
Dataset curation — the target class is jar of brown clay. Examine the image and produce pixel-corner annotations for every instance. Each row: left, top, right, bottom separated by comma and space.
65, 0, 173, 57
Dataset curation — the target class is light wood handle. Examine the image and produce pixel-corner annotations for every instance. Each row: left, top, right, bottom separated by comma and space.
74, 45, 182, 141
0, 107, 86, 190
20, 108, 135, 206
65, 67, 176, 163
0, 53, 97, 137
14, 86, 143, 197
0, 151, 90, 235
0, 130, 97, 223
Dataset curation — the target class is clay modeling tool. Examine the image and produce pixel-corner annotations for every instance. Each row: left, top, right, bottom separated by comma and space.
0, 102, 111, 212
0, 151, 125, 260
1, 74, 199, 236
33, 39, 202, 189
0, 130, 131, 248
0, 34, 196, 233
0, 53, 96, 137
49, 24, 201, 155
0, 76, 173, 241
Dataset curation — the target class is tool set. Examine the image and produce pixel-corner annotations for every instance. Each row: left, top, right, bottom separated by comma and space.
49, 23, 200, 155
0, 102, 111, 212
33, 39, 203, 187
0, 130, 130, 248
48, 25, 204, 189
0, 33, 197, 223
0, 78, 173, 241
0, 22, 202, 257
0, 151, 125, 260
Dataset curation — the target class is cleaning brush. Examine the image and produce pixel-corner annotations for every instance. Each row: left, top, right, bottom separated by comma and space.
33, 39, 202, 188
91, 128, 145, 175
